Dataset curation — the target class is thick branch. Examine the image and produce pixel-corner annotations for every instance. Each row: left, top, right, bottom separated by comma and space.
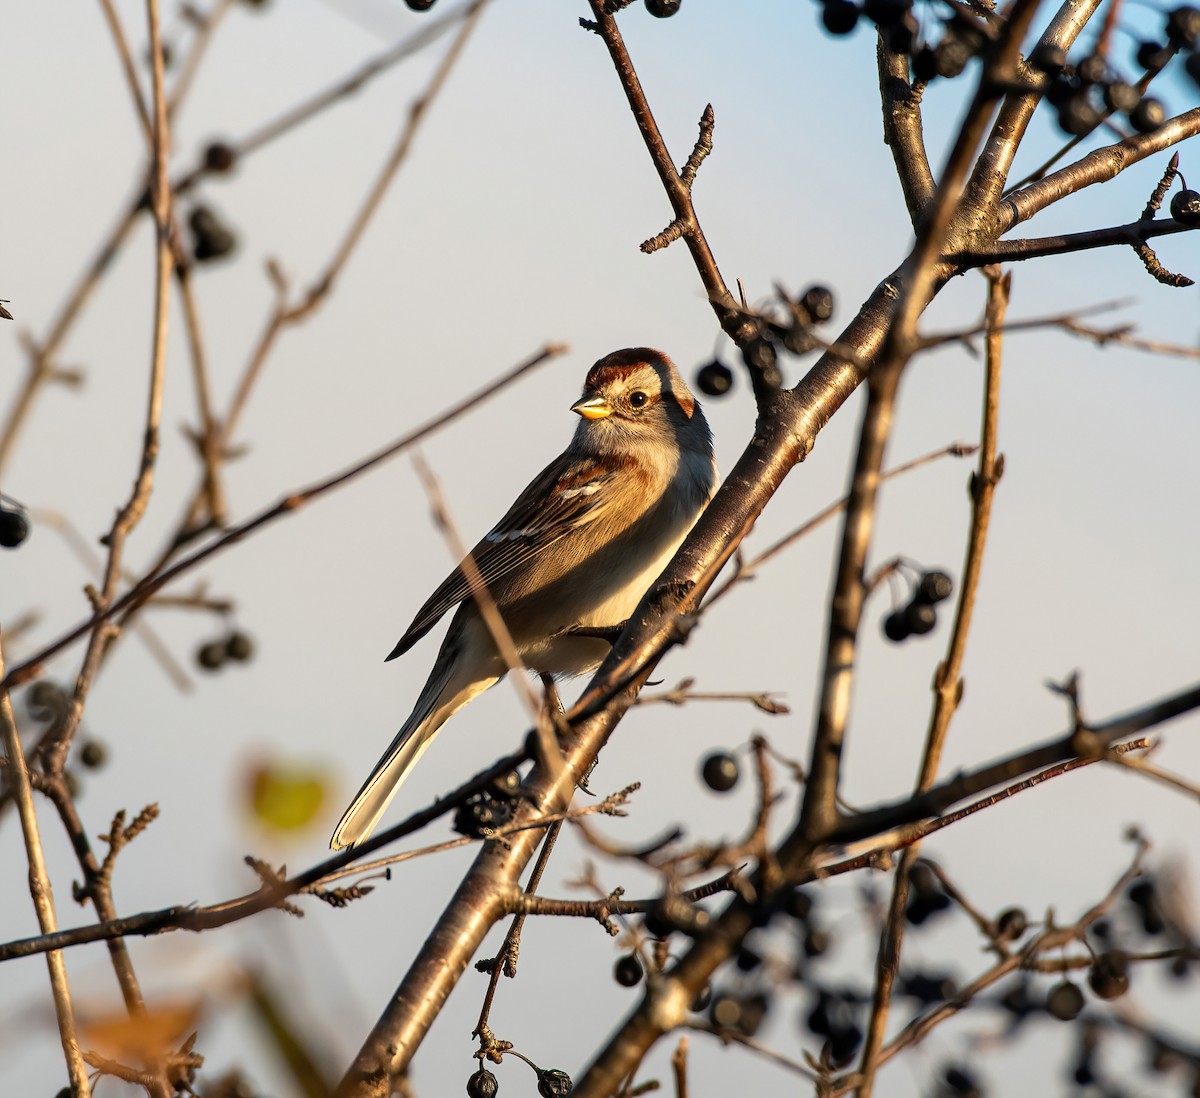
876, 38, 934, 225
954, 216, 1193, 266
1001, 109, 1200, 232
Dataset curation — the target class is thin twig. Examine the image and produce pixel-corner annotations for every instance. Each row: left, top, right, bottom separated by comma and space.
855, 269, 1008, 1098
46, 0, 177, 773
0, 637, 91, 1095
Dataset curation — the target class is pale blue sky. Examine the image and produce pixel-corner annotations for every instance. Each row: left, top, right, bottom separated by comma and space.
2, 2, 1198, 1095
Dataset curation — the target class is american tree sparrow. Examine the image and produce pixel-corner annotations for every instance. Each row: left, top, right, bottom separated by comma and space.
331, 348, 718, 849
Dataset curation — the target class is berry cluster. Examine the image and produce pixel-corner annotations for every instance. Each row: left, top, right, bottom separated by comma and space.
0, 495, 30, 548
195, 630, 255, 671
805, 987, 865, 1067
453, 769, 523, 838
905, 861, 953, 925
188, 205, 237, 263
465, 1059, 572, 1097
882, 567, 954, 643
1035, 5, 1200, 137
818, 0, 992, 84
694, 283, 835, 399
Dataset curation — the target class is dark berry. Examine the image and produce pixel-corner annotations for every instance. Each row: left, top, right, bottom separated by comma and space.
197, 640, 227, 670
1170, 188, 1200, 225
822, 0, 860, 36
826, 1022, 863, 1066
466, 1068, 498, 1098
644, 0, 681, 15
782, 323, 819, 355
27, 681, 66, 720
806, 993, 833, 1036
944, 1065, 982, 1097
736, 946, 763, 972
405, 0, 437, 9
488, 769, 523, 799
934, 35, 972, 78
904, 600, 937, 636
1141, 905, 1167, 936
453, 792, 512, 837
1046, 979, 1084, 1020
643, 904, 676, 939
1103, 81, 1141, 113
1044, 74, 1076, 108
80, 740, 108, 769
741, 337, 778, 373
1000, 979, 1035, 1017
1136, 40, 1172, 72
739, 993, 769, 1037
911, 45, 939, 83
862, 0, 909, 27
883, 609, 911, 642
189, 206, 237, 262
1029, 43, 1067, 73
1166, 6, 1200, 48
916, 570, 953, 604
900, 970, 957, 1005
614, 953, 643, 987
225, 631, 254, 662
909, 863, 939, 897
885, 12, 919, 54
701, 751, 739, 792
690, 983, 713, 1012
1128, 878, 1156, 907
696, 359, 733, 397
995, 907, 1028, 942
203, 142, 237, 173
1187, 51, 1200, 86
1073, 1059, 1096, 1086
1088, 951, 1130, 1000
1130, 96, 1167, 132
536, 1069, 573, 1098
801, 284, 834, 322
0, 507, 29, 548
710, 993, 741, 1029
1077, 53, 1108, 84
1058, 93, 1102, 136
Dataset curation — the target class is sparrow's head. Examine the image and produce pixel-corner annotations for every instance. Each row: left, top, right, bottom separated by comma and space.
570, 348, 711, 457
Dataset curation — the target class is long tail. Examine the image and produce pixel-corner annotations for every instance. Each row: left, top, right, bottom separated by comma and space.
330, 648, 499, 850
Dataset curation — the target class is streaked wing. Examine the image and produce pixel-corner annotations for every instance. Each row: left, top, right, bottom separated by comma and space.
386, 455, 617, 660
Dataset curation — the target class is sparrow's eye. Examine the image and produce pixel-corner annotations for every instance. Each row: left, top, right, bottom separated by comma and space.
629, 391, 649, 408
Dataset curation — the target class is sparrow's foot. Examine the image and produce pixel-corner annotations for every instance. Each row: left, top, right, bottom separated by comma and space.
577, 751, 600, 796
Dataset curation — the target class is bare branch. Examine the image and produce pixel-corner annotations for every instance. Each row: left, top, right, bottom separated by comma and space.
856, 269, 1009, 1097
877, 37, 934, 225
0, 638, 90, 1095
1002, 109, 1200, 232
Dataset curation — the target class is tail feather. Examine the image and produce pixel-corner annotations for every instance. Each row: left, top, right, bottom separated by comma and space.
331, 654, 500, 850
